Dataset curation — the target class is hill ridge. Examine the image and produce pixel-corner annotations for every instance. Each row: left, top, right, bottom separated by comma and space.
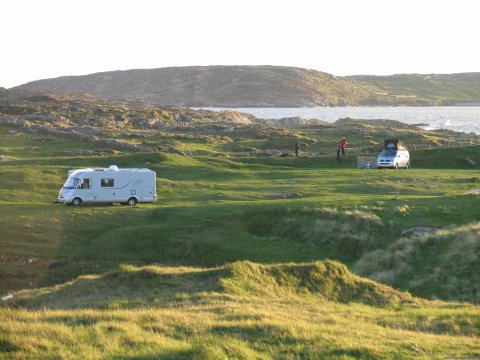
9, 65, 480, 107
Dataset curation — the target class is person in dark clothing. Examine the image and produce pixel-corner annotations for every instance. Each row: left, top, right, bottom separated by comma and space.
294, 142, 300, 157
336, 146, 341, 161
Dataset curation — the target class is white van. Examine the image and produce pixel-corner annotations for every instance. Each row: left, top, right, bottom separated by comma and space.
377, 140, 410, 169
57, 165, 157, 206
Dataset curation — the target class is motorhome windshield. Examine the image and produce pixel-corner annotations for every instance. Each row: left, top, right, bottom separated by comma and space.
380, 150, 397, 157
63, 177, 79, 189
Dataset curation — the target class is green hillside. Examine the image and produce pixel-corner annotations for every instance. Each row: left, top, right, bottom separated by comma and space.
1, 96, 480, 358
349, 73, 480, 105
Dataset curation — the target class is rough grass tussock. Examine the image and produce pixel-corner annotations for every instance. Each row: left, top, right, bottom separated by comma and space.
353, 222, 480, 302
247, 207, 385, 256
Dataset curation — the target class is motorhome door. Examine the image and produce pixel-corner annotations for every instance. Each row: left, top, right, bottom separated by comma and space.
142, 186, 154, 201
97, 176, 116, 202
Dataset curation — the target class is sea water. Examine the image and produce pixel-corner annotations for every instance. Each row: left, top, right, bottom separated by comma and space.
198, 106, 480, 135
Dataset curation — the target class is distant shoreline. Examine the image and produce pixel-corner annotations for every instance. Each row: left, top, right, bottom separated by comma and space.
195, 103, 480, 109
196, 106, 480, 135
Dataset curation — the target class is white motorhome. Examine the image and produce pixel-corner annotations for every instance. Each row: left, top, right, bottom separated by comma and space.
57, 165, 157, 206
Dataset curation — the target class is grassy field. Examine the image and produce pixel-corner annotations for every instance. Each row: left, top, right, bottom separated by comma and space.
1, 109, 480, 358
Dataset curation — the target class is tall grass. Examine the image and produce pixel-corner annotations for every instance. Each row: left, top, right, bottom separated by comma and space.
354, 222, 480, 302
1, 298, 479, 359
2, 261, 480, 358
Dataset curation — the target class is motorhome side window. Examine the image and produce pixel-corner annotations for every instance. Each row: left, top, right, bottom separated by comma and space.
101, 178, 114, 187
78, 178, 92, 189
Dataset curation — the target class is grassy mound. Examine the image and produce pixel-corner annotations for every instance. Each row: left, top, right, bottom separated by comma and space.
9, 265, 225, 309
221, 260, 416, 306
9, 260, 416, 309
354, 222, 480, 302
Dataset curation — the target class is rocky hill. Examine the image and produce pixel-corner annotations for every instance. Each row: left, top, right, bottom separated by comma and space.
7, 66, 480, 107
9, 66, 383, 107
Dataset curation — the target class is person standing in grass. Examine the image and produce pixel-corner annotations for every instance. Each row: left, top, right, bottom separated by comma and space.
339, 137, 347, 156
337, 137, 347, 162
295, 142, 300, 157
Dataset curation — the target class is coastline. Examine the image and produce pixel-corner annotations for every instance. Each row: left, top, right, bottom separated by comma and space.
195, 106, 480, 135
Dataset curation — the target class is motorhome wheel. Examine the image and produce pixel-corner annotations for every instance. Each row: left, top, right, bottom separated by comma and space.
72, 197, 82, 206
127, 197, 137, 206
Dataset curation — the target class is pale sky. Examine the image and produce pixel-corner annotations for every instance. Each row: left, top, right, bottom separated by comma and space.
1, 0, 479, 88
